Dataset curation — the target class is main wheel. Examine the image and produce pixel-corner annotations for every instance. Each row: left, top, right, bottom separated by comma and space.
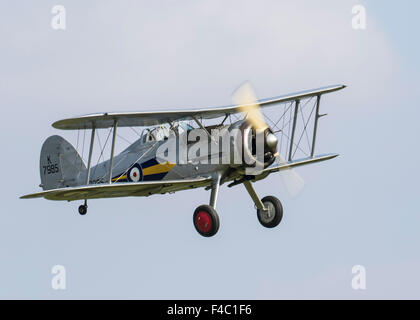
257, 196, 283, 228
193, 205, 220, 237
78, 205, 87, 215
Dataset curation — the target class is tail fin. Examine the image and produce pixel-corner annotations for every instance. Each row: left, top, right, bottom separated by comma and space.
40, 135, 86, 190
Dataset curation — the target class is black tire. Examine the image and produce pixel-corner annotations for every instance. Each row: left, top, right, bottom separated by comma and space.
257, 196, 283, 228
78, 205, 87, 215
193, 205, 220, 237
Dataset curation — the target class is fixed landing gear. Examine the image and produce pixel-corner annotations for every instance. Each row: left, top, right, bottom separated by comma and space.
192, 175, 284, 237
243, 180, 283, 229
257, 196, 283, 228
193, 205, 220, 237
78, 205, 87, 215
193, 173, 221, 238
78, 201, 88, 215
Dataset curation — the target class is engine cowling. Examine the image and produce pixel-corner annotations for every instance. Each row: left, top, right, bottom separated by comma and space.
228, 120, 278, 170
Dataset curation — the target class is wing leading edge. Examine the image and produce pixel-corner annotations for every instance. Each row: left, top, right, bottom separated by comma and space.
52, 85, 346, 130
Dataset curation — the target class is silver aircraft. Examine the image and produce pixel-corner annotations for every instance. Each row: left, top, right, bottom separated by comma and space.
21, 83, 346, 237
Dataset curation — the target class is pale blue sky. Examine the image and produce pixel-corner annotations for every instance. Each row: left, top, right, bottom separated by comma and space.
0, 1, 419, 299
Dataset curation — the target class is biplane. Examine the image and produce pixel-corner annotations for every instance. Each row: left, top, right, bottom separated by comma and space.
21, 83, 345, 237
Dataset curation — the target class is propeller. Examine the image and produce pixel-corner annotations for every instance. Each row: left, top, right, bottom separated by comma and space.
233, 82, 268, 132
232, 82, 305, 197
276, 157, 305, 197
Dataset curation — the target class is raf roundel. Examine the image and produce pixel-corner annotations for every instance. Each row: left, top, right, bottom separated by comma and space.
128, 164, 142, 182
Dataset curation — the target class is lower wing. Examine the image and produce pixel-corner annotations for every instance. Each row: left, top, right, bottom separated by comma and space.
247, 153, 339, 183
20, 177, 212, 201
264, 153, 338, 174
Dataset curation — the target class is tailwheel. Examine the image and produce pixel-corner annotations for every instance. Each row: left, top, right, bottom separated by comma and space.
78, 204, 87, 215
193, 205, 220, 237
257, 196, 283, 228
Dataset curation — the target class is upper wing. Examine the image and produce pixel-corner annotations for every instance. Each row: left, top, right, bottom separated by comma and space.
52, 85, 346, 130
20, 177, 212, 201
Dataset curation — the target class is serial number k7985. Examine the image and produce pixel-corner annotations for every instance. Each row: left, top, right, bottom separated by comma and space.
43, 164, 59, 175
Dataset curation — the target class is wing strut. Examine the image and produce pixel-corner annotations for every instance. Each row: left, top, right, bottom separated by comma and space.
288, 100, 300, 161
311, 95, 321, 157
86, 124, 96, 185
108, 120, 118, 184
192, 116, 217, 144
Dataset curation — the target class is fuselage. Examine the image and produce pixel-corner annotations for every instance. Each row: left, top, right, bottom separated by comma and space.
79, 118, 277, 187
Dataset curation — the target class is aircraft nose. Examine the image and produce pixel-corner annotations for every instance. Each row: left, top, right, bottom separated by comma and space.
266, 133, 278, 151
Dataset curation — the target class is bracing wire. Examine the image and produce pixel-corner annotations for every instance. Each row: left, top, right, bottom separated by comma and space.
292, 102, 316, 159
106, 140, 160, 184
130, 127, 142, 137
91, 128, 112, 180
117, 133, 132, 145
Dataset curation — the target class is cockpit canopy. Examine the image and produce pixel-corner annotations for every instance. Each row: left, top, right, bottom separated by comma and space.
140, 126, 170, 143
140, 122, 194, 144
